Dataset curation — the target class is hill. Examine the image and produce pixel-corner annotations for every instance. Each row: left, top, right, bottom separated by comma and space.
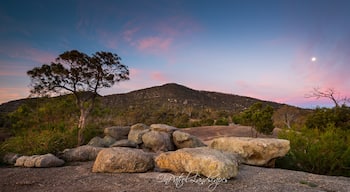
0, 83, 307, 141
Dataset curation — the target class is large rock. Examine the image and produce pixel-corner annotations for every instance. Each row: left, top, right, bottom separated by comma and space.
209, 137, 290, 167
128, 123, 150, 144
15, 154, 64, 168
104, 126, 130, 140
172, 130, 206, 149
59, 145, 104, 162
155, 147, 239, 179
150, 124, 178, 133
142, 131, 175, 152
92, 147, 154, 173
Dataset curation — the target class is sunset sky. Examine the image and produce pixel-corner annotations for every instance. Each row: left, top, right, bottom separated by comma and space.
1, 0, 349, 108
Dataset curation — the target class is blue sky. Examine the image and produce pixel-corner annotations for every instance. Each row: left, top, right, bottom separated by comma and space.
1, 0, 349, 108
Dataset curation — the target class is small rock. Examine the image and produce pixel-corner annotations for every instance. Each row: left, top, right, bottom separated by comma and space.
150, 124, 178, 133
102, 135, 116, 147
15, 154, 64, 168
128, 123, 150, 144
155, 147, 239, 179
59, 145, 104, 162
172, 130, 206, 149
142, 131, 175, 152
2, 153, 22, 165
87, 136, 105, 147
92, 147, 154, 173
110, 139, 138, 148
104, 126, 130, 140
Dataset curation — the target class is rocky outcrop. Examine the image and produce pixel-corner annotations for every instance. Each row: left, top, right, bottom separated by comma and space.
15, 154, 64, 168
155, 147, 239, 179
209, 137, 290, 167
104, 126, 130, 140
92, 147, 154, 173
142, 131, 175, 152
128, 123, 150, 144
59, 145, 104, 162
110, 139, 138, 148
172, 130, 206, 149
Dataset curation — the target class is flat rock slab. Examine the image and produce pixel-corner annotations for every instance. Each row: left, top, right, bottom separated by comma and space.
155, 147, 239, 179
209, 137, 290, 166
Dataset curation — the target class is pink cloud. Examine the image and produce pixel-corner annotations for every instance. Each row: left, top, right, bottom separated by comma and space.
151, 71, 168, 82
137, 37, 173, 52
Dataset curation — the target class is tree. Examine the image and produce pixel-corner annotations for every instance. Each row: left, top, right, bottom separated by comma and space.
305, 87, 350, 107
27, 50, 129, 145
238, 102, 275, 137
273, 105, 300, 129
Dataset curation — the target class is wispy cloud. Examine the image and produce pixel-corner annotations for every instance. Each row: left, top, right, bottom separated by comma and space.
0, 43, 56, 64
137, 37, 173, 53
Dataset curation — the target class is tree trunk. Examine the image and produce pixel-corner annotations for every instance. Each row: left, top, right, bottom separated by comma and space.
77, 109, 89, 146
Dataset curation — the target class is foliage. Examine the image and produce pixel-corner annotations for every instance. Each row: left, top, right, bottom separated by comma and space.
305, 105, 350, 131
234, 102, 274, 136
27, 50, 129, 145
277, 125, 350, 177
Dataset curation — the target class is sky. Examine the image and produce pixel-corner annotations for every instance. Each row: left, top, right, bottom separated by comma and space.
0, 0, 349, 108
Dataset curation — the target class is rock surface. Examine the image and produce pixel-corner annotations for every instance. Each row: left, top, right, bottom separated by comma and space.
104, 126, 130, 140
172, 130, 206, 149
14, 154, 64, 168
92, 147, 154, 173
210, 137, 290, 166
155, 147, 239, 179
128, 123, 150, 144
142, 130, 175, 152
59, 145, 104, 162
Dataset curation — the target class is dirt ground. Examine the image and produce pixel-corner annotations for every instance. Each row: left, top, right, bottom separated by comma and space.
1, 125, 349, 192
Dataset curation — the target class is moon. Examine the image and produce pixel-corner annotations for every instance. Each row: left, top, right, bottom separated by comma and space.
311, 57, 317, 62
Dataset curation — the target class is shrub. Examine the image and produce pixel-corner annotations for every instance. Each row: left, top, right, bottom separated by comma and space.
277, 124, 350, 177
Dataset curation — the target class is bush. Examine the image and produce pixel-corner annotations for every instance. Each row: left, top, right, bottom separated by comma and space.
277, 124, 350, 177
